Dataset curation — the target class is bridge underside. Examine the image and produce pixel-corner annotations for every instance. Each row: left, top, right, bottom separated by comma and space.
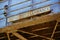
0, 13, 60, 40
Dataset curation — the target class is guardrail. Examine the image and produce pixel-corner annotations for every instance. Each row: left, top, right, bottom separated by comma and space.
7, 2, 60, 22
0, 0, 60, 22
0, 0, 30, 10
0, 0, 49, 14
8, 6, 51, 22
0, 0, 49, 19
0, 2, 60, 21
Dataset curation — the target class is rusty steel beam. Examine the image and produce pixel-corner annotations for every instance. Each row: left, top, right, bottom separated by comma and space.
32, 27, 49, 32
0, 13, 60, 33
18, 30, 54, 40
50, 21, 58, 40
7, 33, 11, 40
12, 32, 27, 40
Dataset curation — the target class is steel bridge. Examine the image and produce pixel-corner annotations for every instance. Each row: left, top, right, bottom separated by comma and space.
0, 0, 60, 40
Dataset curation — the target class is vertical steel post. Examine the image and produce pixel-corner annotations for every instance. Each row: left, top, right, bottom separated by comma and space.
4, 5, 8, 26
30, 0, 34, 19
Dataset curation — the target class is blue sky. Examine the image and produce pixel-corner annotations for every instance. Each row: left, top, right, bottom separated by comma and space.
0, 0, 60, 28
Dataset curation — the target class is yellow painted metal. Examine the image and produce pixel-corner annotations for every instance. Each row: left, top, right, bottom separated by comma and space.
0, 13, 60, 33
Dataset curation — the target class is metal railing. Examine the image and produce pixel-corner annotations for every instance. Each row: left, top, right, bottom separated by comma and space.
0, 0, 30, 10
0, 2, 60, 20
0, 0, 60, 27
0, 0, 49, 19
0, 0, 49, 14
